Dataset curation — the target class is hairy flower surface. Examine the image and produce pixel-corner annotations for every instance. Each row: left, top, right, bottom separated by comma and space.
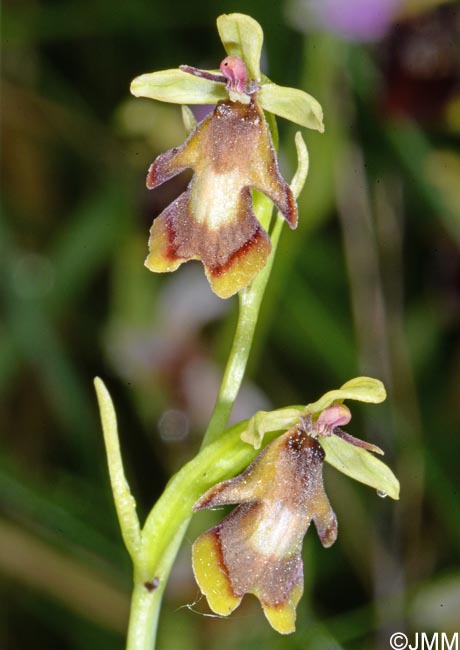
192, 377, 400, 633
131, 13, 323, 298
192, 421, 336, 634
144, 98, 296, 298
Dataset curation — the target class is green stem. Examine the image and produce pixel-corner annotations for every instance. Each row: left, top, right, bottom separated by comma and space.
202, 291, 259, 445
202, 250, 275, 445
126, 576, 163, 650
126, 523, 188, 650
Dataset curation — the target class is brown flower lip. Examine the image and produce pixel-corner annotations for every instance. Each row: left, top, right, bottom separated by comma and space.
192, 420, 336, 634
144, 97, 297, 299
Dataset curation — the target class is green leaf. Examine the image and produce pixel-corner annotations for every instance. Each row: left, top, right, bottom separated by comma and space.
306, 377, 387, 416
320, 435, 400, 500
240, 407, 304, 449
217, 13, 263, 81
94, 378, 142, 560
130, 69, 226, 105
258, 83, 324, 132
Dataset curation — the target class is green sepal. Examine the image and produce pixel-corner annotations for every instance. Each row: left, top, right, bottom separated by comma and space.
320, 435, 400, 500
217, 13, 263, 82
130, 69, 226, 105
305, 377, 387, 416
258, 83, 324, 132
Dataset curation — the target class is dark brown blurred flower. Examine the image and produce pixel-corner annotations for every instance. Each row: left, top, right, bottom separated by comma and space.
381, 3, 460, 122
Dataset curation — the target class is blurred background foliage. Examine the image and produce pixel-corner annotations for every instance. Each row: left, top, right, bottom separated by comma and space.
1, 0, 460, 648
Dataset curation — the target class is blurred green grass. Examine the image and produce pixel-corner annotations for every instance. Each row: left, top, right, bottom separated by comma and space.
1, 1, 460, 648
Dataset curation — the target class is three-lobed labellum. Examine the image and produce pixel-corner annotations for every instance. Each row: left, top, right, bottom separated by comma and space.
144, 91, 297, 298
192, 420, 337, 634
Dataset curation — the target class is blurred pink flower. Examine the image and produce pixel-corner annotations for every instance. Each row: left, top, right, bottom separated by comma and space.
287, 0, 402, 42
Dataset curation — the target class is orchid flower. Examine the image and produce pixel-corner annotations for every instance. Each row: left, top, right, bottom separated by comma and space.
130, 13, 323, 298
192, 377, 399, 633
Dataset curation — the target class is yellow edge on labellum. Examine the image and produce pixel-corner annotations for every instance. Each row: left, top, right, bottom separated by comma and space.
192, 425, 337, 634
192, 530, 242, 615
192, 528, 301, 635
261, 581, 303, 635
